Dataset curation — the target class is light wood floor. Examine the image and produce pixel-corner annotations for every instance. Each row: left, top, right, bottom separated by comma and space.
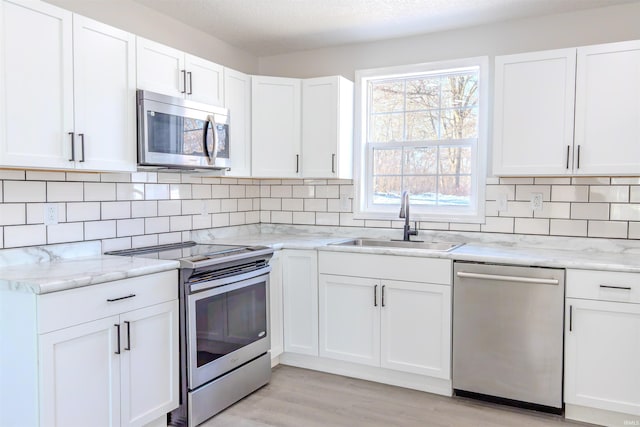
204, 365, 587, 427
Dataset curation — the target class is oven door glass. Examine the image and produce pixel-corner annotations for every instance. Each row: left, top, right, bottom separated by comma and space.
187, 274, 270, 389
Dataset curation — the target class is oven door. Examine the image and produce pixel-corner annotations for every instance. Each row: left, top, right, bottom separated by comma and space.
137, 90, 230, 169
186, 272, 270, 390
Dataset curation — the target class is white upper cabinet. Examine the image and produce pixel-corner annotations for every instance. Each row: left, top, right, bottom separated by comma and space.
574, 40, 640, 175
73, 15, 136, 172
136, 37, 224, 106
493, 48, 576, 176
224, 68, 252, 177
0, 0, 136, 172
494, 40, 640, 176
302, 76, 354, 178
252, 76, 302, 178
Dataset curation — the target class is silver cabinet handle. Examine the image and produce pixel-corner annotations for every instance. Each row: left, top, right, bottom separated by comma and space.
374, 284, 378, 307
107, 293, 136, 302
456, 271, 559, 285
576, 145, 581, 169
295, 154, 299, 173
181, 69, 187, 94
114, 324, 121, 355
566, 145, 570, 169
569, 305, 573, 332
600, 284, 632, 291
331, 153, 336, 174
124, 320, 131, 351
68, 132, 75, 161
187, 71, 193, 95
78, 133, 85, 162
381, 285, 386, 307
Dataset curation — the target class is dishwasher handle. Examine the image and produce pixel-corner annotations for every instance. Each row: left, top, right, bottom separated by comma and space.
456, 271, 559, 285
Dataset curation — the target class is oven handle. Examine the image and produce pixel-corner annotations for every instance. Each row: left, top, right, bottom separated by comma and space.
188, 265, 271, 293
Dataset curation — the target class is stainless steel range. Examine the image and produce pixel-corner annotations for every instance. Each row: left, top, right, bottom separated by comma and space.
106, 241, 274, 426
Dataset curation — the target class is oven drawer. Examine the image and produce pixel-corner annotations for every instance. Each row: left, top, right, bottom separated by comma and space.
566, 269, 640, 304
38, 270, 178, 334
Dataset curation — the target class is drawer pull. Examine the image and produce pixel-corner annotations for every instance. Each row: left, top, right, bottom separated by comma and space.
114, 324, 121, 355
600, 285, 632, 291
107, 294, 136, 302
124, 320, 131, 351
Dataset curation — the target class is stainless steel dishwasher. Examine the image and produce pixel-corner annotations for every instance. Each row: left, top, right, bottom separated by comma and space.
452, 261, 565, 413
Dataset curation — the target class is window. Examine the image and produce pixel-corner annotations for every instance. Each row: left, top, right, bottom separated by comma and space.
354, 58, 487, 223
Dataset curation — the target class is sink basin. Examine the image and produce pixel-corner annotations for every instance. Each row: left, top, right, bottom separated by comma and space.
331, 238, 463, 252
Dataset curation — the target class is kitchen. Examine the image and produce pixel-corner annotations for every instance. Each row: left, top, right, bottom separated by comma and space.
0, 0, 639, 426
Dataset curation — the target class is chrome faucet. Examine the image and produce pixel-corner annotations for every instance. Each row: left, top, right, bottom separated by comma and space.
399, 191, 418, 241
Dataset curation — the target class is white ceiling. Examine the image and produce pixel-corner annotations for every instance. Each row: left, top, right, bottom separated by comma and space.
133, 0, 638, 56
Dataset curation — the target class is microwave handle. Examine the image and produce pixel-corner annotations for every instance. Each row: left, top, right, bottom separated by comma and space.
202, 115, 218, 166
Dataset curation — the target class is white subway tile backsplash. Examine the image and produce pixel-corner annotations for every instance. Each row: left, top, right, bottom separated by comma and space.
449, 223, 481, 232
117, 218, 145, 237
551, 185, 589, 202
612, 177, 640, 185
589, 186, 629, 203
316, 212, 339, 226
211, 185, 230, 198
246, 185, 260, 198
327, 198, 351, 213
67, 202, 101, 222
534, 177, 571, 185
220, 178, 238, 185
229, 212, 246, 226
245, 211, 260, 224
588, 221, 628, 239
533, 202, 570, 219
27, 171, 65, 181
145, 217, 170, 234
339, 213, 364, 227
158, 232, 183, 245
0, 170, 25, 180
4, 181, 46, 202
481, 217, 514, 233
131, 201, 158, 218
501, 201, 533, 218
485, 185, 515, 201
85, 220, 117, 240
85, 183, 116, 201
260, 211, 271, 223
48, 182, 83, 202
610, 204, 640, 221
629, 222, 640, 239
158, 200, 182, 216
515, 185, 550, 202
292, 185, 315, 198
211, 213, 230, 227
0, 204, 25, 225
237, 199, 253, 212
192, 214, 212, 230
132, 234, 158, 248
500, 178, 534, 185
570, 203, 609, 220
170, 216, 192, 232
47, 222, 83, 244
4, 224, 46, 247
101, 173, 131, 183
157, 173, 183, 184
261, 198, 282, 211
316, 185, 339, 199
271, 185, 292, 198
145, 184, 170, 200
66, 172, 100, 182
221, 199, 238, 212
102, 201, 131, 220
572, 177, 610, 185
116, 183, 145, 201
102, 237, 132, 252
181, 174, 203, 184
192, 184, 212, 199
550, 219, 588, 237
304, 199, 327, 212
229, 185, 246, 198
260, 185, 271, 198
364, 220, 391, 228
131, 172, 157, 183
418, 221, 450, 230
514, 218, 549, 235
26, 203, 65, 224
271, 211, 293, 224
292, 212, 315, 225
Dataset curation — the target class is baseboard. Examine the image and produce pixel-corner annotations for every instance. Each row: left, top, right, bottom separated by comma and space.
279, 352, 452, 397
565, 403, 640, 426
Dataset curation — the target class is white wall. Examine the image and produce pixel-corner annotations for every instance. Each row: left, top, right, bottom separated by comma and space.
44, 0, 259, 74
258, 2, 640, 79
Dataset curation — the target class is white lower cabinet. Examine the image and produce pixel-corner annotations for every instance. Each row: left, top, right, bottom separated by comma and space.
0, 270, 179, 427
564, 269, 640, 424
281, 249, 318, 356
315, 251, 452, 388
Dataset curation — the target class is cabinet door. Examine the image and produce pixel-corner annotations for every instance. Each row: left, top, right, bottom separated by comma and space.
185, 54, 224, 106
136, 37, 185, 97
319, 274, 380, 366
493, 49, 576, 176
269, 250, 284, 359
565, 298, 640, 416
252, 76, 301, 177
302, 76, 353, 178
574, 40, 640, 175
120, 300, 179, 427
0, 0, 74, 169
39, 316, 121, 427
380, 280, 451, 379
282, 249, 318, 355
224, 68, 252, 177
73, 15, 136, 172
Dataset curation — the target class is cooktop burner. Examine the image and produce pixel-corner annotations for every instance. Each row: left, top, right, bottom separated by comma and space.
105, 241, 273, 268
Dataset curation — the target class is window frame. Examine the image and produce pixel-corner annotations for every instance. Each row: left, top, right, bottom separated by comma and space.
353, 56, 489, 223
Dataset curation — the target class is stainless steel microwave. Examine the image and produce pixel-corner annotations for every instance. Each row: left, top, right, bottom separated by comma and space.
136, 90, 230, 170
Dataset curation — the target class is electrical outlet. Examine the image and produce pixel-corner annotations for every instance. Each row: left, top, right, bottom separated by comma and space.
531, 193, 543, 211
497, 193, 508, 212
44, 204, 58, 225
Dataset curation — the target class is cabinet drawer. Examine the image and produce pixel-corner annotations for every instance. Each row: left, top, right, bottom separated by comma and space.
566, 269, 640, 304
319, 251, 451, 285
38, 270, 178, 333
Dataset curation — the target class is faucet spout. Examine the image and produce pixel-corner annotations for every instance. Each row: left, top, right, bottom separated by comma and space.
399, 191, 418, 241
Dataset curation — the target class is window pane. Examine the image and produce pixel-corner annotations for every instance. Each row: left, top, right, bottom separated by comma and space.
439, 146, 472, 175
440, 108, 477, 139
373, 148, 402, 175
403, 176, 437, 205
406, 111, 438, 141
406, 78, 440, 111
404, 147, 437, 174
373, 176, 401, 204
439, 175, 471, 206
371, 81, 404, 113
441, 74, 478, 109
369, 113, 403, 142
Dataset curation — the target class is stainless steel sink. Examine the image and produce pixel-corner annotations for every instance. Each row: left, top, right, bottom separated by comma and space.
331, 238, 463, 252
